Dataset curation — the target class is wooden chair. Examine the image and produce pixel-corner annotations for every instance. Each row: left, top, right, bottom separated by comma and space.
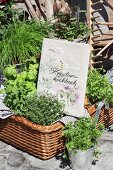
87, 0, 113, 68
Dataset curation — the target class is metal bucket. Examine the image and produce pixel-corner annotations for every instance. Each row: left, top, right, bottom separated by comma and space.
68, 147, 94, 170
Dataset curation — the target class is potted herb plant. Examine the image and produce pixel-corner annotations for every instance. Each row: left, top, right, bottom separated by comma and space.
0, 93, 65, 159
86, 69, 113, 127
63, 117, 104, 170
0, 20, 53, 69
53, 12, 89, 41
86, 69, 113, 104
16, 93, 65, 126
0, 60, 65, 159
2, 57, 38, 110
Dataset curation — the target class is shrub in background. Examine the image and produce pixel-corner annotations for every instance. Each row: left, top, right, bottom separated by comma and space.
53, 12, 89, 41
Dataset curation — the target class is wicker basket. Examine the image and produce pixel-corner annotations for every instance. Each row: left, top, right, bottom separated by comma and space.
85, 100, 113, 127
0, 116, 65, 160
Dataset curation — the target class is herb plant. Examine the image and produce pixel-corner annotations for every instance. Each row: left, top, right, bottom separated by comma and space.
0, 2, 21, 40
15, 93, 64, 126
53, 12, 89, 41
86, 69, 113, 104
3, 57, 38, 112
63, 117, 104, 153
0, 20, 52, 68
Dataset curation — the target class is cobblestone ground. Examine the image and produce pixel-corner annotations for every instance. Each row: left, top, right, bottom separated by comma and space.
0, 131, 113, 170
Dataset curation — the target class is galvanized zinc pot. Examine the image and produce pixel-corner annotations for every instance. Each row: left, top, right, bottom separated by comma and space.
68, 147, 94, 170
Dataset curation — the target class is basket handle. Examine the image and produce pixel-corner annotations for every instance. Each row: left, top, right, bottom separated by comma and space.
95, 101, 109, 124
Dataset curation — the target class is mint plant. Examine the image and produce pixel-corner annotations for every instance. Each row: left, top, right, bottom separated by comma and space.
63, 117, 104, 153
86, 69, 113, 104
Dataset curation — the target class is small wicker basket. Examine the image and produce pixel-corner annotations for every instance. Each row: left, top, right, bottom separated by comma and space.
85, 98, 113, 127
0, 116, 65, 160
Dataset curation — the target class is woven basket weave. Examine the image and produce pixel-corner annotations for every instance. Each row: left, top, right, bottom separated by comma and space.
0, 116, 65, 160
85, 100, 113, 127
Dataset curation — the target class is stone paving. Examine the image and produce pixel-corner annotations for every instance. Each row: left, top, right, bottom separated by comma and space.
0, 129, 113, 170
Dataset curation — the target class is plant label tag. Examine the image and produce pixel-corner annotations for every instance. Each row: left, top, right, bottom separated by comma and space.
37, 38, 90, 117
